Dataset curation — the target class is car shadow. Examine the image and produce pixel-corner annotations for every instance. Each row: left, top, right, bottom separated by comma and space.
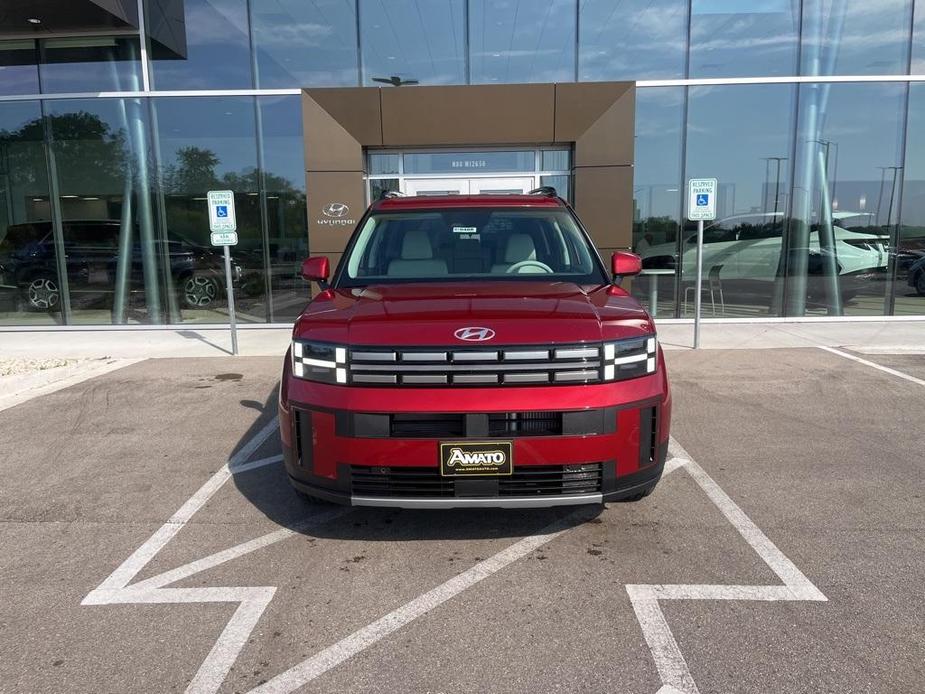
230, 388, 602, 542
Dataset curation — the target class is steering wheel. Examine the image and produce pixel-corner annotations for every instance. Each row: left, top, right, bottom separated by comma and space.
506, 260, 554, 274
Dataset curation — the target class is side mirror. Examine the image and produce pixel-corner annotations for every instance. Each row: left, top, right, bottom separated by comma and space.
301, 256, 330, 285
611, 251, 642, 281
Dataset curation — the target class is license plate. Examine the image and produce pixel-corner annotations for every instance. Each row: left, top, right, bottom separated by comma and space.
439, 441, 513, 477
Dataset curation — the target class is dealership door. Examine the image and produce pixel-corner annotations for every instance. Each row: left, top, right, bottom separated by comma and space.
403, 176, 534, 196
403, 178, 469, 196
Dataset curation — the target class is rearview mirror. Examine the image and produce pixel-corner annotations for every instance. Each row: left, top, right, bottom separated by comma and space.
301, 256, 330, 284
611, 251, 642, 280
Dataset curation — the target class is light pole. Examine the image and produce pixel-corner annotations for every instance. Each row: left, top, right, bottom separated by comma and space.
761, 157, 788, 219
875, 166, 902, 231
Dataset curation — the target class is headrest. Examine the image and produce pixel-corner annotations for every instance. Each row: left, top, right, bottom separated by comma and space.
401, 229, 433, 260
504, 233, 536, 263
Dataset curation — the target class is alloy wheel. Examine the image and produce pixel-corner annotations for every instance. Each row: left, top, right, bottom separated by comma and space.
27, 278, 59, 310
184, 275, 218, 307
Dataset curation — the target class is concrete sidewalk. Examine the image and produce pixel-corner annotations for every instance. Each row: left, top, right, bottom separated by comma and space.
0, 320, 923, 359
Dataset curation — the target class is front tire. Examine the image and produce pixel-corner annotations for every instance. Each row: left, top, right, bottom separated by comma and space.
182, 274, 220, 308
23, 276, 60, 312
915, 271, 925, 297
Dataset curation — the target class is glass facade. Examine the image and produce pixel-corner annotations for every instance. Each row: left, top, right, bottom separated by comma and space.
0, 0, 923, 324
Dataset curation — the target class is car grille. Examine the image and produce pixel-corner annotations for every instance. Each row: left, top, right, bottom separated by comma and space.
388, 411, 564, 438
350, 463, 603, 498
348, 343, 604, 387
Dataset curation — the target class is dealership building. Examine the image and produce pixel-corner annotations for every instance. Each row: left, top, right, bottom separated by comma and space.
0, 0, 924, 328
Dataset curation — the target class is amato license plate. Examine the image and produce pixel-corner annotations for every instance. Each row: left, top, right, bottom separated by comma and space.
439, 441, 513, 477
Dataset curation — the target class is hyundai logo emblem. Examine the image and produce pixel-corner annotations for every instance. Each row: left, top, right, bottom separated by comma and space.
454, 327, 495, 342
322, 202, 350, 218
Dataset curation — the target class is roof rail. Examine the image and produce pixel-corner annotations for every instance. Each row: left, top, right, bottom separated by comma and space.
527, 186, 558, 197
379, 190, 405, 200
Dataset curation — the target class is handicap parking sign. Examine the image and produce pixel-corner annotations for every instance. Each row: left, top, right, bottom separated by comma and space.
207, 190, 237, 234
688, 179, 717, 220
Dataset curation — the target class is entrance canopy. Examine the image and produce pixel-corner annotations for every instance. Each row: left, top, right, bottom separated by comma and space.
301, 82, 635, 270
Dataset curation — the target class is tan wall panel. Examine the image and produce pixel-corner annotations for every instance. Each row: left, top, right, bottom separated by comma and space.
573, 88, 635, 168
573, 167, 634, 251
380, 84, 556, 146
304, 87, 383, 146
306, 171, 366, 254
554, 82, 632, 142
302, 93, 365, 172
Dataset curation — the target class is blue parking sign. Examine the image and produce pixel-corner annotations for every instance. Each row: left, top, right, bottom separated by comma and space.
696, 194, 709, 207
216, 205, 228, 218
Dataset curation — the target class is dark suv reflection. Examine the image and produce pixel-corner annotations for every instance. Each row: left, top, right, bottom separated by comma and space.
0, 220, 240, 312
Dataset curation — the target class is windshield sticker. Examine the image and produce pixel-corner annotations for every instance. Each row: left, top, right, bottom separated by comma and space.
452, 226, 478, 234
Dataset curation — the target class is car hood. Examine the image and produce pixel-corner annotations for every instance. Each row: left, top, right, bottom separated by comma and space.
293, 281, 654, 346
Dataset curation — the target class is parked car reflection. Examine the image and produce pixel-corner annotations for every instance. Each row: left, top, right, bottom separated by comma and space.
640, 212, 889, 302
907, 256, 925, 297
0, 220, 242, 313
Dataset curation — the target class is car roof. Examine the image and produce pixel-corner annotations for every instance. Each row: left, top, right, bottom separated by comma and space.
371, 194, 565, 211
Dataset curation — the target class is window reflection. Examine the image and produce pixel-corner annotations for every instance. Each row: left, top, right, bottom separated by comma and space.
0, 41, 40, 96
579, 0, 687, 81
914, 6, 925, 74
690, 0, 799, 77
785, 83, 905, 316
154, 97, 265, 323
369, 153, 401, 175
252, 0, 358, 88
360, 0, 466, 86
258, 96, 309, 322
0, 102, 56, 325
0, 37, 143, 95
146, 0, 253, 89
469, 0, 576, 83
41, 37, 143, 92
896, 84, 925, 314
633, 88, 685, 318
45, 99, 164, 324
800, 0, 914, 76
682, 84, 795, 317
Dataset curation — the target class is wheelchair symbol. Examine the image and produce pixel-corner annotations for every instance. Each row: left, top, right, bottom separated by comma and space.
216, 205, 228, 218
696, 194, 709, 207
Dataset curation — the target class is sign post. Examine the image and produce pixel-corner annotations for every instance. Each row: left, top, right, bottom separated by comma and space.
687, 178, 717, 350
207, 190, 239, 356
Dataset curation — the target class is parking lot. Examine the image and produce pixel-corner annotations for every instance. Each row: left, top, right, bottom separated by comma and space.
1, 346, 923, 693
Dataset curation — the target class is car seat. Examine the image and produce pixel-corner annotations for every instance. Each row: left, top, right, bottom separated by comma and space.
387, 229, 449, 277
490, 233, 537, 274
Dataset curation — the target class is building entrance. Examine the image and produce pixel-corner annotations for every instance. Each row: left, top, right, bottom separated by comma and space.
403, 176, 536, 196
366, 148, 572, 203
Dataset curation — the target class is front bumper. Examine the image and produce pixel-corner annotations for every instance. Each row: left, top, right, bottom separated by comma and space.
279, 349, 671, 509
288, 458, 665, 509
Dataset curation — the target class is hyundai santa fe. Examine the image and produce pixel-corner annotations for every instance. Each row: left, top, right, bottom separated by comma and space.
278, 189, 671, 508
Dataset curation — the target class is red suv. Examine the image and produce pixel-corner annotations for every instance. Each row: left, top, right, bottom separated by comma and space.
278, 190, 671, 508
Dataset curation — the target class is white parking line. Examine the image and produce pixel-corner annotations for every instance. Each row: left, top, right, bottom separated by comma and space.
85, 429, 814, 694
83, 417, 292, 694
626, 439, 826, 694
91, 417, 281, 593
83, 423, 686, 694
248, 507, 602, 694
819, 345, 925, 387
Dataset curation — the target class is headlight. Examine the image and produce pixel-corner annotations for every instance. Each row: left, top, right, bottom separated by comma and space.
292, 340, 347, 384
602, 334, 658, 381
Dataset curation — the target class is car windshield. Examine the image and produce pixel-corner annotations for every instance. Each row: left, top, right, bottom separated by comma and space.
337, 207, 607, 287
0, 223, 49, 252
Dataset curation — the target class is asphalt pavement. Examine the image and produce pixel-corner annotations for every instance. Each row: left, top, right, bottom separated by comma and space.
0, 348, 922, 693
